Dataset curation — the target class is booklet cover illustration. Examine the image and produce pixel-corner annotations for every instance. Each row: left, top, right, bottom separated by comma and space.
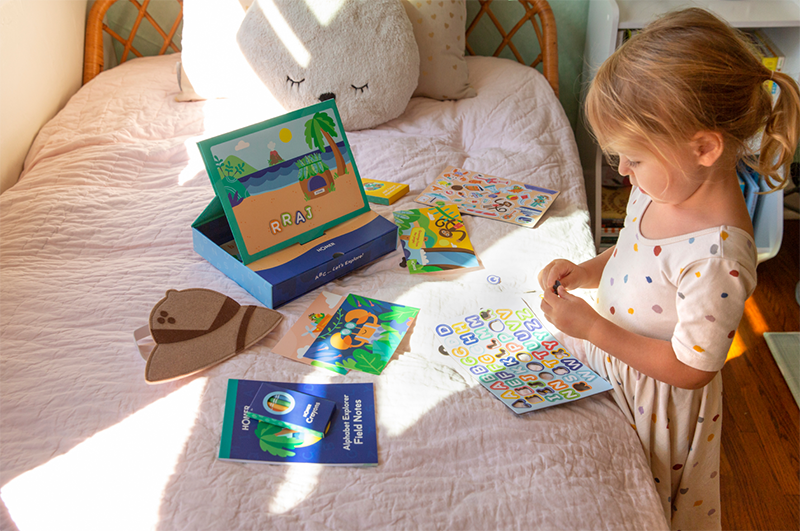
416, 166, 559, 228
436, 301, 611, 414
220, 379, 377, 466
246, 382, 336, 439
302, 294, 420, 375
393, 204, 479, 274
197, 100, 370, 263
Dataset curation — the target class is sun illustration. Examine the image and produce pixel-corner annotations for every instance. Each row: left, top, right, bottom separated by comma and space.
279, 128, 292, 143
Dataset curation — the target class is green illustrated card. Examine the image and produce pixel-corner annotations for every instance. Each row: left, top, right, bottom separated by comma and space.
197, 100, 370, 264
302, 294, 420, 375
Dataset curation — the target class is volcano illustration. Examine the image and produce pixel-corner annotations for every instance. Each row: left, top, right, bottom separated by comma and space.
268, 141, 284, 166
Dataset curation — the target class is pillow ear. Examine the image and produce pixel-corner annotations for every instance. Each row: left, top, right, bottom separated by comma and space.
402, 0, 476, 100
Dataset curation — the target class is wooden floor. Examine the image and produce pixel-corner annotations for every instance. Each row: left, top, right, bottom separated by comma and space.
720, 218, 799, 531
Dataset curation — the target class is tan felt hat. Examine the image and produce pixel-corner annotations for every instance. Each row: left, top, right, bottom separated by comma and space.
139, 288, 282, 383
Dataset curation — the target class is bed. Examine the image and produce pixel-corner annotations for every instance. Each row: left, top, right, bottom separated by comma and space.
0, 1, 668, 529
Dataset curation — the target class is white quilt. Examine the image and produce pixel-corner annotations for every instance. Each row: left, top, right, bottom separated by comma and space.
0, 54, 667, 530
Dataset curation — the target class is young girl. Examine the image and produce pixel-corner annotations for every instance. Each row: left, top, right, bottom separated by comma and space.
538, 8, 799, 531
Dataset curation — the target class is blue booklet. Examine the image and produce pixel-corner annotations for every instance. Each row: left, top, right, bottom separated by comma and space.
220, 380, 378, 466
246, 382, 336, 439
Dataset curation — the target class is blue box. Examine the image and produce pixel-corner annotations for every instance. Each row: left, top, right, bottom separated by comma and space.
192, 197, 397, 309
245, 382, 336, 438
191, 100, 398, 309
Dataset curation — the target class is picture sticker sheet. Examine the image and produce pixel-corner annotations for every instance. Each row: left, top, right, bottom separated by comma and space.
415, 166, 560, 228
393, 204, 480, 274
436, 302, 611, 414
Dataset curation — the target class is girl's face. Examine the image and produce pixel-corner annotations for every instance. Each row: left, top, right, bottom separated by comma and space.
617, 145, 701, 205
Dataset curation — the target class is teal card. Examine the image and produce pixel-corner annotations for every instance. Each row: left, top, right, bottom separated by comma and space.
197, 100, 370, 264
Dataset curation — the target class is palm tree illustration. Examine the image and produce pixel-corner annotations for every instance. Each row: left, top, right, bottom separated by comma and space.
303, 112, 347, 177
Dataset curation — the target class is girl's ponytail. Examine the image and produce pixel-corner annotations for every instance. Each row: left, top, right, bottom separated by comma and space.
756, 71, 800, 190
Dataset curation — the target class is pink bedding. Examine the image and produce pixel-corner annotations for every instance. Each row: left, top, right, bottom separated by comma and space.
0, 54, 667, 530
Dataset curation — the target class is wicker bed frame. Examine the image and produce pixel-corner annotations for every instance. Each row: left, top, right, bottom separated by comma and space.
83, 0, 559, 96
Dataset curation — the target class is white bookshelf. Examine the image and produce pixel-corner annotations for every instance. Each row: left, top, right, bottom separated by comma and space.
576, 0, 800, 262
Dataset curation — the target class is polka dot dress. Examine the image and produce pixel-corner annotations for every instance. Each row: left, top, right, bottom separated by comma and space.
578, 187, 756, 530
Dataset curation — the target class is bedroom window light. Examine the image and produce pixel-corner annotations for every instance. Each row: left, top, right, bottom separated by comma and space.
259, 0, 311, 67
1, 378, 208, 530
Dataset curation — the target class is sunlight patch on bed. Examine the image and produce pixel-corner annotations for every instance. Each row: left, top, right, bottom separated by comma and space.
179, 139, 207, 185
259, 0, 311, 67
266, 371, 333, 514
2, 378, 207, 530
369, 285, 477, 438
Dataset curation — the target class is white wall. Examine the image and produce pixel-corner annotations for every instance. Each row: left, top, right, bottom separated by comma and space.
0, 0, 87, 194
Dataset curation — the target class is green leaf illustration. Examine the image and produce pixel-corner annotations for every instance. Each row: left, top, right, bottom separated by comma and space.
379, 306, 419, 324
340, 358, 359, 370
352, 347, 385, 375
259, 439, 296, 457
255, 421, 300, 457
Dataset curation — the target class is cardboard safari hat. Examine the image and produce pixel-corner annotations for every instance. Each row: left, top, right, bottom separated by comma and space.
134, 288, 283, 383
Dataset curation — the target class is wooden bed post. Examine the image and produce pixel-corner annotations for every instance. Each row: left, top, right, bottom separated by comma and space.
465, 0, 559, 97
83, 0, 183, 85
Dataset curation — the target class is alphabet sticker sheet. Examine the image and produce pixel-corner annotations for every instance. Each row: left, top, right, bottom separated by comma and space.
415, 166, 560, 228
436, 301, 611, 414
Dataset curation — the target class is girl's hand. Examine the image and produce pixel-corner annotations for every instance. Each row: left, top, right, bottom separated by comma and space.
537, 259, 589, 293
539, 285, 601, 340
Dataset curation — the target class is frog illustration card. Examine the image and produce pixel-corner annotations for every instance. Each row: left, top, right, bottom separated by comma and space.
436, 300, 611, 414
415, 166, 560, 228
393, 204, 480, 274
197, 100, 370, 264
272, 291, 346, 369
302, 294, 420, 375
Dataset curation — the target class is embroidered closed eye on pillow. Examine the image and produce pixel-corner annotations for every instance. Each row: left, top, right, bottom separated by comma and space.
235, 0, 419, 131
178, 0, 474, 129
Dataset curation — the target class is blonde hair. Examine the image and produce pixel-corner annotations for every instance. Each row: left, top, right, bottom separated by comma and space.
586, 8, 800, 190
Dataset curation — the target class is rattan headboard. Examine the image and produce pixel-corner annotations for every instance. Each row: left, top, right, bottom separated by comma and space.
83, 0, 558, 96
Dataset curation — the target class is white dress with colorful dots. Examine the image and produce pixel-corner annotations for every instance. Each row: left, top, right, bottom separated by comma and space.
571, 186, 757, 530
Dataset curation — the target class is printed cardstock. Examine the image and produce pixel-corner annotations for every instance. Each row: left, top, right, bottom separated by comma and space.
272, 291, 345, 368
416, 166, 559, 228
197, 100, 370, 264
393, 204, 480, 274
362, 178, 409, 205
303, 294, 420, 375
